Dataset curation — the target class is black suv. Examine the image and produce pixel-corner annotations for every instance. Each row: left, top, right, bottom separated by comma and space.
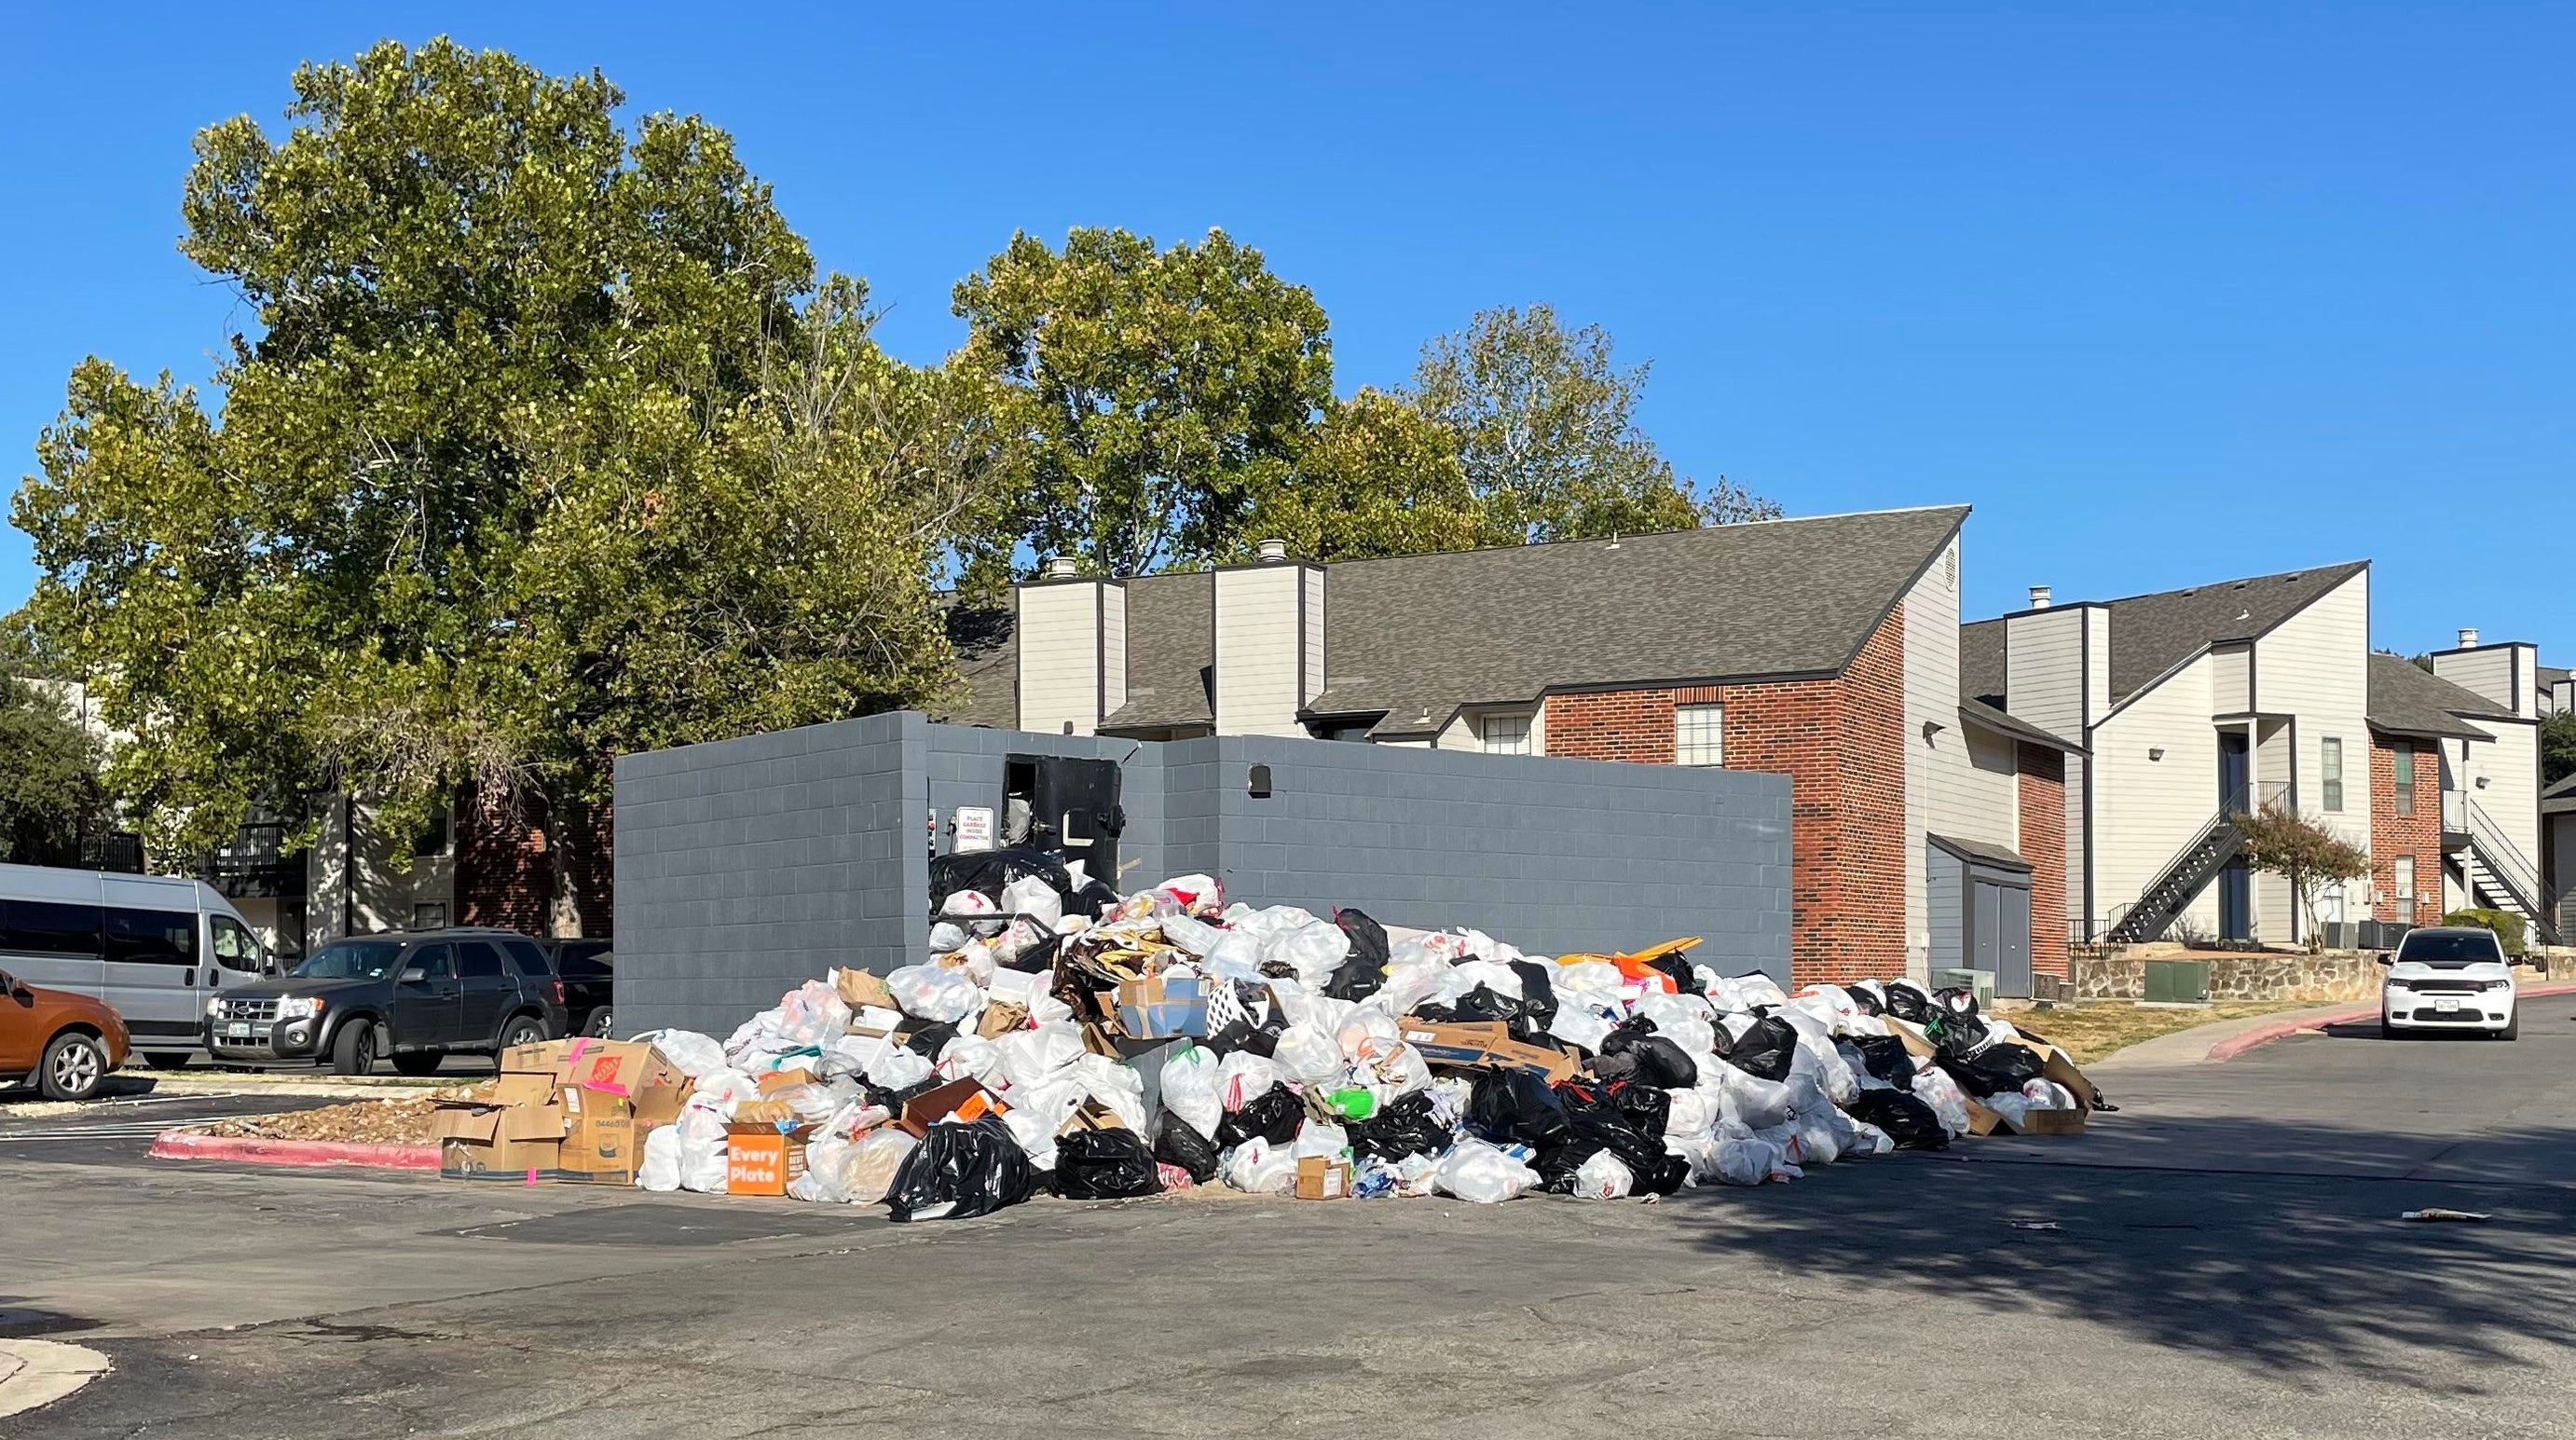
204, 927, 569, 1075
544, 939, 615, 1037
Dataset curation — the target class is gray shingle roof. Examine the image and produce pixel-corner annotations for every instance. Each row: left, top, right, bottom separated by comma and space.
1929, 831, 2032, 872
2366, 651, 2513, 740
1959, 561, 2372, 713
936, 597, 1021, 729
947, 506, 1970, 738
2543, 772, 2576, 814
1315, 506, 1969, 736
1960, 698, 2082, 753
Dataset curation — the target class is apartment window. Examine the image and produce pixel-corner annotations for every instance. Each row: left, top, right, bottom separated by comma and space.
1675, 704, 1725, 767
411, 901, 449, 931
2392, 856, 2416, 926
1478, 713, 1532, 756
2321, 737, 2344, 813
2392, 743, 2416, 816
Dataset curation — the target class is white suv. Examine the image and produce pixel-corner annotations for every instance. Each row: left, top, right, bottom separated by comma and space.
2380, 926, 2518, 1040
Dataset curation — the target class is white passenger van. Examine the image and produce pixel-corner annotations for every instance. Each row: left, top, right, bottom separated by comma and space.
0, 861, 274, 1067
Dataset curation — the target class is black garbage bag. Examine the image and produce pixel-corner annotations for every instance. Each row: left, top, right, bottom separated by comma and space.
1845, 982, 1886, 1018
1216, 1087, 1305, 1148
1324, 908, 1391, 1002
1928, 1009, 1996, 1062
1538, 1110, 1689, 1196
1153, 1114, 1221, 1183
1413, 984, 1522, 1026
899, 1019, 961, 1060
1845, 1089, 1949, 1150
1067, 875, 1122, 922
1588, 1049, 1639, 1082
1641, 948, 1704, 996
1507, 960, 1560, 1027
1940, 1044, 2045, 1099
1468, 1067, 1573, 1152
1353, 1090, 1451, 1162
927, 846, 1072, 913
1205, 981, 1286, 1057
884, 1116, 1037, 1222
1714, 1014, 1800, 1083
1593, 1017, 1695, 1088
1608, 1079, 1671, 1139
1882, 980, 1933, 1024
1843, 1035, 1917, 1088
861, 1074, 943, 1114
1053, 1127, 1165, 1200
1933, 985, 1980, 1022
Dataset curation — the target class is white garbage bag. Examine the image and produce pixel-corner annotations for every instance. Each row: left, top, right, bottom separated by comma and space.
935, 1035, 1004, 1087
1217, 1050, 1284, 1111
886, 965, 980, 1023
1201, 929, 1265, 981
775, 981, 850, 1047
788, 1133, 857, 1202
995, 1023, 1086, 1093
636, 1029, 728, 1079
844, 1128, 918, 1204
862, 1041, 933, 1092
2022, 1078, 2076, 1110
1430, 1139, 1541, 1204
1911, 1065, 1973, 1137
1270, 1023, 1344, 1088
1159, 912, 1226, 957
1070, 1051, 1148, 1131
1665, 1085, 1718, 1139
999, 874, 1064, 927
1336, 1007, 1402, 1064
1706, 1135, 1791, 1186
1292, 1119, 1350, 1160
929, 888, 1006, 951
1223, 1136, 1296, 1194
1548, 1004, 1616, 1053
1569, 1149, 1635, 1200
675, 1099, 732, 1193
1159, 1045, 1224, 1139
694, 1068, 761, 1109
637, 1124, 684, 1192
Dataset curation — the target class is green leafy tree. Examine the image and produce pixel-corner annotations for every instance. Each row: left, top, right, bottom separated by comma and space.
2542, 708, 2576, 789
13, 40, 983, 926
2231, 802, 2372, 953
1410, 304, 1776, 542
0, 678, 108, 865
1232, 389, 1515, 563
952, 226, 1334, 581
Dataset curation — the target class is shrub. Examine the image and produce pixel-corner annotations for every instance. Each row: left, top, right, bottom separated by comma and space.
2441, 908, 2528, 957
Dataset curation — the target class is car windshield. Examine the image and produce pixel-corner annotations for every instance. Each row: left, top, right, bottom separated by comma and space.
291, 940, 408, 981
2396, 932, 2504, 964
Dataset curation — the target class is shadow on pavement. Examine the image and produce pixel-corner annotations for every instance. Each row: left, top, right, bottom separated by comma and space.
1676, 1115, 2576, 1381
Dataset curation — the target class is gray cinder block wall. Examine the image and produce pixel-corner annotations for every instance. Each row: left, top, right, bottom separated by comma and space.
614, 713, 1791, 1037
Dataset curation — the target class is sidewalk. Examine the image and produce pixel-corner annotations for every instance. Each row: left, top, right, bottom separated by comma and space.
0, 1339, 111, 1420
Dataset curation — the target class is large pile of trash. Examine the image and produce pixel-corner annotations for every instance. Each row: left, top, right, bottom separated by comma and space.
623, 848, 2104, 1221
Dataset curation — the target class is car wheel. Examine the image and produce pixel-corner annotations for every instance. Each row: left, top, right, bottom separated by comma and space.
500, 1015, 548, 1051
390, 1052, 444, 1077
586, 1008, 614, 1040
2499, 1013, 2519, 1041
330, 1022, 377, 1077
2379, 1020, 2396, 1040
144, 1051, 193, 1071
39, 1033, 110, 1102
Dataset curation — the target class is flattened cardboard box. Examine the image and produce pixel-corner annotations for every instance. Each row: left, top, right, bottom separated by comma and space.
433, 1101, 567, 1177
2014, 1106, 2086, 1136
1399, 1022, 1578, 1085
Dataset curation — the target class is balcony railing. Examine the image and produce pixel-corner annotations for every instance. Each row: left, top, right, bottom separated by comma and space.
205, 821, 307, 899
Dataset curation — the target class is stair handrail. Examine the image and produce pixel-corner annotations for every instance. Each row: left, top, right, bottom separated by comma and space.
2107, 808, 2241, 941
2463, 797, 2555, 942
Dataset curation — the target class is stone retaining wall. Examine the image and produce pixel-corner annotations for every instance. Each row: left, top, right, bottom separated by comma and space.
2075, 951, 2381, 1003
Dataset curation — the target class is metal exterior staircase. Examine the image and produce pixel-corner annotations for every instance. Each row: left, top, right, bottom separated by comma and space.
2106, 810, 2246, 944
2459, 798, 2559, 946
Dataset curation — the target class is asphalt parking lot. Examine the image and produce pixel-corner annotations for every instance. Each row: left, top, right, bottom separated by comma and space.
6, 995, 2572, 1439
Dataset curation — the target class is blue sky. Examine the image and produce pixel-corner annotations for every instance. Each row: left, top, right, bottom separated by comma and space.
7, 3, 2569, 658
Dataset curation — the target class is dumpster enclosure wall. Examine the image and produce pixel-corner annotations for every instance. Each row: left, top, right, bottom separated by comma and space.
614, 712, 1791, 1037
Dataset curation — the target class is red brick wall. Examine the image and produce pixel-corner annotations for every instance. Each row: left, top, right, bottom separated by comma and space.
2018, 744, 2069, 978
2369, 736, 2437, 924
456, 789, 616, 939
1546, 613, 1910, 985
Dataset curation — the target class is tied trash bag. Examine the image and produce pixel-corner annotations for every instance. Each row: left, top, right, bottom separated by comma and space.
1941, 1043, 2045, 1099
928, 846, 1073, 913
1911, 1065, 1974, 1137
1430, 1139, 1541, 1204
1159, 1045, 1224, 1139
1325, 908, 1391, 1000
1223, 1135, 1298, 1194
638, 1124, 684, 1192
1715, 1015, 1800, 1083
1217, 1087, 1306, 1148
887, 965, 980, 1023
1882, 979, 1933, 1024
1842, 1035, 1917, 1089
1154, 1115, 1222, 1183
1845, 1088, 1950, 1150
1568, 1148, 1635, 1200
1052, 1127, 1164, 1200
884, 1116, 1037, 1223
1468, 1068, 1573, 1152
1353, 1090, 1451, 1162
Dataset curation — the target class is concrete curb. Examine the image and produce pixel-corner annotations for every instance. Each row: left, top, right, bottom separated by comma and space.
147, 1130, 440, 1171
2207, 981, 2576, 1062
0, 1339, 112, 1420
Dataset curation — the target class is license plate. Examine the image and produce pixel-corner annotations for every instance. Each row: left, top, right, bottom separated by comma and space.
2435, 998, 2460, 1013
226, 1022, 253, 1037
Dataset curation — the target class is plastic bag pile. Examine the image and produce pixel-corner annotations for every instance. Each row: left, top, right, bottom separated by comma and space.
630, 847, 2101, 1220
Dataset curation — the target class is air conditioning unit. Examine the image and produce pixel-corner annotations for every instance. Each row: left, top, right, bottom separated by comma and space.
2319, 920, 2360, 952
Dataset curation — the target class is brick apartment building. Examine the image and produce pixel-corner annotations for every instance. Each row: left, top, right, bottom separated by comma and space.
947, 506, 2080, 989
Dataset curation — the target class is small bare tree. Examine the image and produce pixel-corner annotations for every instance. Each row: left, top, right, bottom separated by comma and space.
2232, 802, 2371, 953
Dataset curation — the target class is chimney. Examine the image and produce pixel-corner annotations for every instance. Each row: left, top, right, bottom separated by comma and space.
1213, 555, 1325, 736
2028, 584, 2053, 610
2457, 627, 2478, 649
1255, 539, 1289, 564
1042, 555, 1080, 580
1014, 569, 1126, 735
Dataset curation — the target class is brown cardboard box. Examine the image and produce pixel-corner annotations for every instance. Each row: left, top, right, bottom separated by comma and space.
1399, 1021, 1579, 1085
500, 1039, 577, 1075
834, 967, 895, 1010
461, 1071, 560, 1108
977, 999, 1031, 1039
756, 1068, 818, 1094
555, 1038, 686, 1118
723, 1124, 812, 1196
1294, 1156, 1351, 1200
896, 1077, 1008, 1138
2015, 1107, 2086, 1136
1962, 1097, 2004, 1136
433, 1101, 567, 1177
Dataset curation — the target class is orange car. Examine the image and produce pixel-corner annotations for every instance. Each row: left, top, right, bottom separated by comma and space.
0, 966, 130, 1101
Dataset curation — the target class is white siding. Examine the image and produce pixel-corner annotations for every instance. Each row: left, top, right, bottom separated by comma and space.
2251, 569, 2373, 852
1934, 722, 2022, 849
2211, 645, 2251, 714
2005, 609, 2087, 741
1434, 714, 1480, 752
1440, 705, 1545, 755
2551, 812, 2576, 936
2254, 717, 2295, 940
1302, 570, 1325, 706
2433, 645, 2531, 718
1902, 540, 1961, 981
1016, 582, 1105, 735
1213, 566, 1309, 736
2457, 718, 2542, 876
2093, 656, 2224, 939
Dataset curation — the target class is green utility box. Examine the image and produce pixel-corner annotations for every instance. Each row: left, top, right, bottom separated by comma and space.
2142, 958, 2211, 1005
